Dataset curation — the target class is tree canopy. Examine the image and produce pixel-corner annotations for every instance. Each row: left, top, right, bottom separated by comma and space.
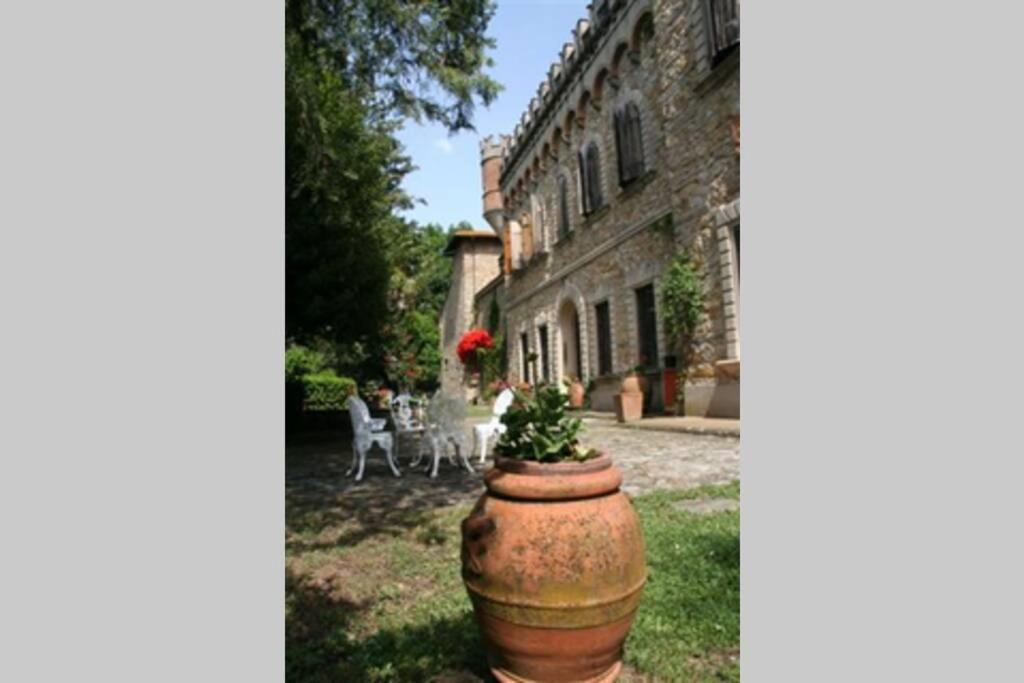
286, 0, 501, 367
286, 0, 501, 131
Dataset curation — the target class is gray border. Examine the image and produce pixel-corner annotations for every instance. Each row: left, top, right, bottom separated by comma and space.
0, 1, 283, 679
744, 1, 1023, 680
3, 1, 1024, 680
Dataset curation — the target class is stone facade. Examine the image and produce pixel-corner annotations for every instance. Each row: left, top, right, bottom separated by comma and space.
458, 0, 739, 417
439, 231, 503, 400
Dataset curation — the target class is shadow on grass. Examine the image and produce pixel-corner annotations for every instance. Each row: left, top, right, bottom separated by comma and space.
287, 428, 486, 550
338, 610, 490, 682
287, 565, 490, 683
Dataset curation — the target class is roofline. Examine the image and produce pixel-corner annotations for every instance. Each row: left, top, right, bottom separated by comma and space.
443, 230, 501, 256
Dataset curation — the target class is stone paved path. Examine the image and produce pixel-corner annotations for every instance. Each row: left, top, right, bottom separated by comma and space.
286, 417, 739, 524
576, 418, 739, 497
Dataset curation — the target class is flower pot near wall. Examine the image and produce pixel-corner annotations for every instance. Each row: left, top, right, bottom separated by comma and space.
620, 373, 642, 395
568, 381, 585, 409
461, 455, 647, 683
615, 373, 644, 422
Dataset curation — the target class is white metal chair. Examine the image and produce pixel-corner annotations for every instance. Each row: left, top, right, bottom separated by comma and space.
473, 388, 515, 463
346, 395, 401, 482
413, 391, 474, 478
389, 393, 427, 462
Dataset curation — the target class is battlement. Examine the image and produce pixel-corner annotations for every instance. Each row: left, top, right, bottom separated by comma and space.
479, 134, 511, 162
480, 0, 643, 184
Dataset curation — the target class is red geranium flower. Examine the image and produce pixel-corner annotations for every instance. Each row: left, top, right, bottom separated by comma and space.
456, 329, 494, 365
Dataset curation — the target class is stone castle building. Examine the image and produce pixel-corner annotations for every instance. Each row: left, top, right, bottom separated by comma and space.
445, 0, 739, 417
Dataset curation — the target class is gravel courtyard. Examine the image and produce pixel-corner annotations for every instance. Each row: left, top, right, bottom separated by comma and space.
286, 417, 740, 527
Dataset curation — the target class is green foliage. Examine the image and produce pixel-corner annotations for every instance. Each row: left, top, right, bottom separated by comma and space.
662, 251, 705, 344
285, 344, 331, 382
661, 251, 705, 383
286, 36, 399, 347
475, 332, 504, 391
486, 297, 500, 334
286, 0, 501, 347
378, 222, 453, 392
286, 0, 501, 132
301, 372, 356, 411
494, 385, 599, 463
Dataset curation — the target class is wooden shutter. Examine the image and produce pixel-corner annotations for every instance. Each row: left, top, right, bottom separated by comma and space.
614, 107, 626, 184
627, 103, 644, 180
708, 0, 740, 63
558, 176, 569, 235
586, 144, 602, 210
577, 149, 589, 214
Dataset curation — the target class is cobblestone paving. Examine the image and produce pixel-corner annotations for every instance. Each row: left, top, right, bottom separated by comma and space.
576, 418, 740, 497
286, 418, 739, 526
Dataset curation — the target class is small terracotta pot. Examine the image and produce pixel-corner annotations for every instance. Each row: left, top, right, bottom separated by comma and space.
461, 454, 647, 683
568, 381, 585, 408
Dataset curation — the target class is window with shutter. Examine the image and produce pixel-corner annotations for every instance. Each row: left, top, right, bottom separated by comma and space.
558, 176, 570, 237
577, 150, 589, 214
585, 143, 603, 212
613, 108, 625, 183
627, 102, 644, 180
705, 0, 739, 65
616, 102, 645, 185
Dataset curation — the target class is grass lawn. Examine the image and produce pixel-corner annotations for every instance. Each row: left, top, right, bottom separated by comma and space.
286, 481, 739, 682
465, 403, 494, 419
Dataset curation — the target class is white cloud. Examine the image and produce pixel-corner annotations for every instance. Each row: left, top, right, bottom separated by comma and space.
434, 137, 454, 154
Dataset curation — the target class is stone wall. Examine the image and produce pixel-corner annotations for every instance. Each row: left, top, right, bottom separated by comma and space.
439, 236, 503, 400
469, 0, 740, 417
654, 0, 740, 416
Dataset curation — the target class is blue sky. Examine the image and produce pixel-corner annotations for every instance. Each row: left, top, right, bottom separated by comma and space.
395, 0, 591, 230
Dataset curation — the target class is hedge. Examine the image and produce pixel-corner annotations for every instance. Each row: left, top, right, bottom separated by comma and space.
301, 372, 356, 412
286, 344, 329, 383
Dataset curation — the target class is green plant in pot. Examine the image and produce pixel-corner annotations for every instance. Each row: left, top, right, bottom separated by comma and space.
461, 385, 647, 683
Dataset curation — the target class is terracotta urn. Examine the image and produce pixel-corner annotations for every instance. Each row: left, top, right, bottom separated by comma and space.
614, 373, 644, 422
461, 454, 647, 683
568, 380, 585, 409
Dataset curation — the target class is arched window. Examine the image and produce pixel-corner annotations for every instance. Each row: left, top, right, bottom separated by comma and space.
578, 142, 604, 214
558, 175, 571, 238
614, 101, 645, 185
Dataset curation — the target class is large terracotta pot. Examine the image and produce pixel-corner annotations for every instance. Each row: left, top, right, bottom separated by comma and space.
620, 373, 642, 396
568, 381, 585, 409
461, 454, 647, 683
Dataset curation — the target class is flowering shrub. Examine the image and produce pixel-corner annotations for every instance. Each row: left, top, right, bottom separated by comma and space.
456, 329, 494, 366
